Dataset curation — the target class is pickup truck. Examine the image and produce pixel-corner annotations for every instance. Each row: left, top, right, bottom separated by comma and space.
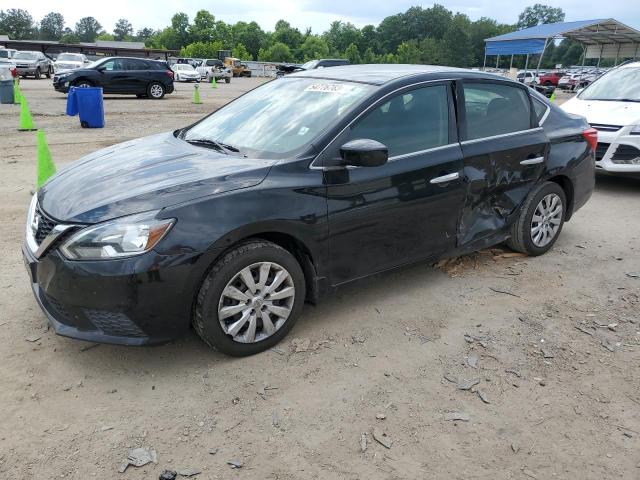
196, 59, 232, 83
538, 71, 565, 86
13, 50, 53, 79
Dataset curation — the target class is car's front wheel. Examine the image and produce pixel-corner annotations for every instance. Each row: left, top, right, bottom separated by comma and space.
74, 80, 93, 88
46, 66, 52, 78
194, 240, 305, 356
34, 68, 41, 79
225, 77, 230, 84
147, 82, 165, 99
507, 181, 566, 256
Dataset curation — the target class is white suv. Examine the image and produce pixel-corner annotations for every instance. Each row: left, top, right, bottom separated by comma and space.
561, 62, 640, 177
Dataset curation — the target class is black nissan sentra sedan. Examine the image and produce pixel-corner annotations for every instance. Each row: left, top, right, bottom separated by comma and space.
24, 65, 596, 356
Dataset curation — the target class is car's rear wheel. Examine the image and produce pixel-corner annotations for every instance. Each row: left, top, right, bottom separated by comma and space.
543, 80, 552, 86
225, 77, 230, 84
46, 67, 52, 79
193, 240, 305, 356
147, 82, 165, 99
507, 181, 566, 256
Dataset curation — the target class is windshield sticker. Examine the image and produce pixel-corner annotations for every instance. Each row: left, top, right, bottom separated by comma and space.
304, 83, 352, 93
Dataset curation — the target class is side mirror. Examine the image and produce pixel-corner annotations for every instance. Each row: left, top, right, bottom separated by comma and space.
339, 139, 388, 167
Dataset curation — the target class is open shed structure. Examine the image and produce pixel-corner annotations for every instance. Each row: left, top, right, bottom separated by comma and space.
484, 19, 640, 71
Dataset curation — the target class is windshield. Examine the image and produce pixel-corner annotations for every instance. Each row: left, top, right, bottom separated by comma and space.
0, 50, 11, 59
579, 67, 640, 101
183, 78, 374, 158
14, 52, 37, 60
301, 60, 318, 70
57, 53, 83, 62
175, 64, 194, 70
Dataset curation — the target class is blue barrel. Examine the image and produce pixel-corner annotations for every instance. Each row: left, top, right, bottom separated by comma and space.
66, 87, 78, 116
76, 87, 104, 128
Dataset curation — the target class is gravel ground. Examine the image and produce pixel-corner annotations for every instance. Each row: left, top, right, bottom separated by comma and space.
0, 80, 639, 479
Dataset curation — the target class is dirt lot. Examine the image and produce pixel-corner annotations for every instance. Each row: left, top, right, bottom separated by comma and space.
1, 80, 639, 480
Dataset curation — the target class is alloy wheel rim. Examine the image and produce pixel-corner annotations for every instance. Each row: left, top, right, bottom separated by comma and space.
218, 262, 295, 344
150, 85, 163, 97
530, 193, 563, 247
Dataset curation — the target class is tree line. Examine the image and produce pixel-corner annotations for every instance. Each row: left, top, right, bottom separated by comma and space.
0, 4, 589, 68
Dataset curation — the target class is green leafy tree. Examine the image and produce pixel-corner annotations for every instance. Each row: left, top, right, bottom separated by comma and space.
272, 20, 303, 51
300, 35, 329, 61
171, 12, 191, 47
517, 4, 565, 29
468, 17, 513, 66
232, 21, 266, 59
39, 12, 65, 40
60, 27, 80, 44
212, 21, 232, 47
180, 41, 223, 59
189, 10, 215, 43
359, 25, 379, 54
75, 16, 103, 42
362, 47, 377, 64
323, 21, 362, 55
396, 41, 421, 64
113, 18, 133, 41
135, 27, 155, 42
232, 43, 252, 60
97, 33, 115, 41
258, 42, 293, 62
440, 14, 472, 67
0, 8, 35, 39
344, 43, 361, 64
418, 37, 443, 64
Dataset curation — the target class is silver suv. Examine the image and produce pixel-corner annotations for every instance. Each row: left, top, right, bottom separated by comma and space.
13, 51, 53, 79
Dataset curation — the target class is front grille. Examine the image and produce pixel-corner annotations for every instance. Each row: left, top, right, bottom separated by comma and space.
611, 144, 640, 164
590, 123, 622, 132
84, 309, 146, 337
595, 142, 610, 161
34, 205, 57, 245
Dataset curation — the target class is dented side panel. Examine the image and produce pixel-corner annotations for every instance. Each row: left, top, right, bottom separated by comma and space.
459, 129, 549, 245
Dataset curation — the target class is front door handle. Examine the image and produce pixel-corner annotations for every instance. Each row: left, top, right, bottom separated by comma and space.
520, 156, 545, 165
430, 172, 460, 184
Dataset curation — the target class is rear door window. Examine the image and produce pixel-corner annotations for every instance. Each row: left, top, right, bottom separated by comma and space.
463, 82, 532, 140
124, 59, 150, 70
346, 84, 450, 157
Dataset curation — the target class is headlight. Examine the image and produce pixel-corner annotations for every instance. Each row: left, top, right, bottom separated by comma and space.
60, 212, 174, 260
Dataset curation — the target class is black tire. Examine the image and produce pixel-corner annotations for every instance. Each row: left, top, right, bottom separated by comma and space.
147, 82, 165, 99
543, 81, 552, 86
34, 68, 41, 79
225, 77, 230, 84
506, 181, 566, 256
194, 240, 306, 356
74, 79, 93, 88
46, 67, 52, 79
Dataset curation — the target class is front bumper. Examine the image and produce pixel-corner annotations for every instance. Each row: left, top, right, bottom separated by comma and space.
593, 127, 640, 175
22, 240, 207, 346
17, 66, 37, 76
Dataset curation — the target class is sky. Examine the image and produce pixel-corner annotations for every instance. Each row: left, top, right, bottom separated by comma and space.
6, 0, 640, 34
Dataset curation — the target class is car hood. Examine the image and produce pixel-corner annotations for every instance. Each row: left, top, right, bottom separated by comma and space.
39, 132, 277, 224
561, 97, 640, 126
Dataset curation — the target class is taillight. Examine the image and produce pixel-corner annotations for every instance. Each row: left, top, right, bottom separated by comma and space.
166, 70, 174, 79
582, 127, 597, 151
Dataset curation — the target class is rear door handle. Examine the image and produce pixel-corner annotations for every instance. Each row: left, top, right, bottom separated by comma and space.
430, 172, 460, 184
520, 156, 545, 165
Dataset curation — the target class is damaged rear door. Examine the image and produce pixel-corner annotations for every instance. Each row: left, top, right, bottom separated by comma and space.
458, 80, 548, 246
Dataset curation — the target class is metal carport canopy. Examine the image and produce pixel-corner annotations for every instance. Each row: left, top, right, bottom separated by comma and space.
485, 18, 640, 59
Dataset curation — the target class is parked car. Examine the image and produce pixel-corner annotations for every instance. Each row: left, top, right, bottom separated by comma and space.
561, 61, 640, 177
538, 71, 565, 86
276, 58, 350, 77
171, 63, 201, 82
13, 51, 53, 79
557, 72, 598, 91
516, 71, 539, 85
24, 65, 595, 356
53, 52, 90, 74
0, 48, 17, 65
53, 57, 175, 99
196, 58, 232, 83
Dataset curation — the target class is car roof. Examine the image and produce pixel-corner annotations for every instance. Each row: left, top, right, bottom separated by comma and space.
289, 63, 505, 86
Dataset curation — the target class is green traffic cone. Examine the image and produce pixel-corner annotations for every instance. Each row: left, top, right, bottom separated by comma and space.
18, 96, 37, 131
36, 130, 56, 189
211, 76, 217, 89
14, 79, 22, 104
550, 90, 556, 103
193, 83, 202, 104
